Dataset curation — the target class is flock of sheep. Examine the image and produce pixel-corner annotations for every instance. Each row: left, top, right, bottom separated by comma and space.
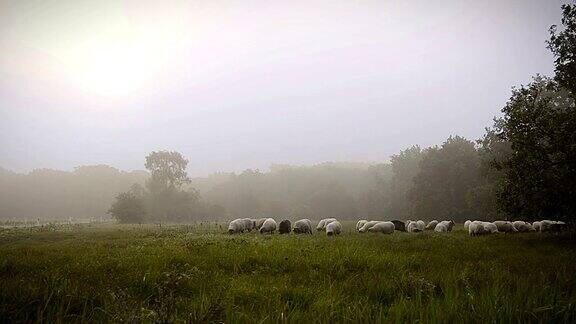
465, 220, 567, 236
228, 217, 568, 236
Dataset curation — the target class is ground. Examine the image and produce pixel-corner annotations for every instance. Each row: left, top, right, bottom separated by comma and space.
0, 222, 575, 323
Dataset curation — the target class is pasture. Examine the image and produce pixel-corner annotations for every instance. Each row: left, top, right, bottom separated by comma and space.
0, 222, 575, 323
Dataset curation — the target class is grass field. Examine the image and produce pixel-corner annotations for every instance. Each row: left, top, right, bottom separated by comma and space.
1, 222, 575, 323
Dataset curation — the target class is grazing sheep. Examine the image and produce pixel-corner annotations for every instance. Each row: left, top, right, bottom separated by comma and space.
260, 218, 277, 234
391, 220, 406, 232
407, 221, 422, 233
540, 220, 566, 232
278, 220, 291, 234
228, 219, 245, 234
368, 221, 395, 234
438, 220, 455, 231
434, 223, 448, 232
240, 218, 255, 231
464, 220, 472, 230
512, 221, 535, 232
293, 219, 312, 234
326, 220, 342, 236
494, 221, 517, 233
482, 222, 499, 234
359, 221, 380, 233
416, 220, 426, 231
356, 220, 368, 231
256, 218, 268, 230
316, 218, 337, 231
533, 221, 542, 232
469, 221, 486, 236
425, 220, 439, 230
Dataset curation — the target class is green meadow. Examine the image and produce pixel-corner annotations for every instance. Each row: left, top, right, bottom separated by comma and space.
1, 223, 575, 323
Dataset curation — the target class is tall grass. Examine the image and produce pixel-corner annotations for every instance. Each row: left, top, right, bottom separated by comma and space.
1, 223, 575, 322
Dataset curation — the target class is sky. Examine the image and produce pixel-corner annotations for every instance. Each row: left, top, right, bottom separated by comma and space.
0, 0, 567, 176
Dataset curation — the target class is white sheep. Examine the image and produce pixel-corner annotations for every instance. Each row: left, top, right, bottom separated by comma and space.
464, 220, 471, 230
434, 223, 448, 232
241, 218, 255, 231
425, 220, 439, 230
469, 221, 486, 236
368, 221, 395, 234
540, 220, 566, 232
416, 220, 426, 231
494, 221, 517, 233
513, 221, 535, 232
316, 218, 337, 231
293, 219, 312, 234
256, 218, 268, 230
359, 220, 380, 233
407, 221, 422, 233
326, 220, 342, 236
259, 218, 277, 234
228, 218, 245, 234
533, 221, 542, 232
356, 220, 368, 231
482, 222, 499, 234
438, 220, 455, 231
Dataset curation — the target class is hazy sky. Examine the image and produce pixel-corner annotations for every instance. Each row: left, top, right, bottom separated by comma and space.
0, 0, 566, 176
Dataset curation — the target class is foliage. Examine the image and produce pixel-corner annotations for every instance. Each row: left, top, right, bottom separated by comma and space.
387, 146, 423, 219
107, 191, 146, 223
0, 223, 575, 322
491, 77, 576, 221
409, 136, 481, 221
548, 4, 576, 93
145, 151, 191, 193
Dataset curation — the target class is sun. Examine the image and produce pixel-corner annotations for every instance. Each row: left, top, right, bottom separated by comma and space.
62, 31, 163, 97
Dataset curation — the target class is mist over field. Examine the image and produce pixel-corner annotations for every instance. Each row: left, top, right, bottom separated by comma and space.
1, 1, 576, 323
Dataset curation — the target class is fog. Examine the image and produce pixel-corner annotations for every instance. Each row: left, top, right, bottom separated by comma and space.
0, 0, 563, 176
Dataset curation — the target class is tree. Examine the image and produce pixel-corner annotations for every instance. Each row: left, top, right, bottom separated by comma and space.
548, 4, 576, 94
145, 151, 191, 193
409, 136, 481, 221
491, 77, 576, 221
108, 191, 146, 223
387, 146, 423, 219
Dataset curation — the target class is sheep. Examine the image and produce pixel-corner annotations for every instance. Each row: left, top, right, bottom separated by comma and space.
494, 221, 517, 233
407, 221, 422, 233
512, 221, 535, 233
316, 218, 337, 231
326, 220, 342, 236
391, 220, 406, 232
368, 221, 395, 234
416, 220, 426, 231
482, 222, 499, 234
540, 220, 566, 232
228, 218, 245, 234
356, 220, 368, 231
278, 220, 291, 234
359, 221, 380, 233
533, 221, 542, 232
241, 218, 255, 231
469, 221, 486, 236
434, 223, 448, 232
256, 218, 268, 230
293, 219, 312, 234
464, 220, 472, 230
260, 218, 277, 234
425, 220, 439, 230
438, 220, 455, 231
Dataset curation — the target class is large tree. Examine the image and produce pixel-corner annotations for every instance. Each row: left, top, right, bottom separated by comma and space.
492, 77, 576, 221
484, 4, 576, 222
